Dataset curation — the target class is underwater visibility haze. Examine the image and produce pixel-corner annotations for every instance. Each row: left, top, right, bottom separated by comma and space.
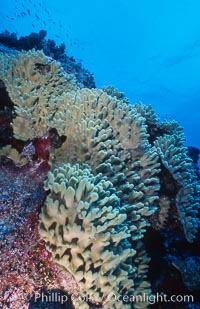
0, 0, 200, 309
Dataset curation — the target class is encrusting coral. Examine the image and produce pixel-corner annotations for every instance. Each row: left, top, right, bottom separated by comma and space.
0, 160, 78, 309
0, 49, 199, 308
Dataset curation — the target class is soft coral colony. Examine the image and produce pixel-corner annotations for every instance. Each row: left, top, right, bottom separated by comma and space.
0, 49, 199, 308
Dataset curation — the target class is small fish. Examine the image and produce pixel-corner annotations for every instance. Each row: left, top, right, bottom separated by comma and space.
32, 23, 35, 28
27, 9, 31, 15
6, 15, 14, 19
20, 12, 26, 17
35, 13, 39, 20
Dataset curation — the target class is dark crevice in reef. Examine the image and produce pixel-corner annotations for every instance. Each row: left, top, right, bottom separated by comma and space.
144, 227, 200, 309
155, 159, 187, 237
188, 146, 200, 181
144, 159, 200, 308
0, 80, 14, 110
158, 160, 181, 198
146, 121, 169, 144
188, 146, 200, 165
0, 80, 24, 150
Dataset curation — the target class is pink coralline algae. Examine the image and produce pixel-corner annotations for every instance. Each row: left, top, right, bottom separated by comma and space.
0, 161, 79, 308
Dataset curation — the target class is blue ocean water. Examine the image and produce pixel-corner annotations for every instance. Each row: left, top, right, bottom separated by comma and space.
1, 0, 200, 148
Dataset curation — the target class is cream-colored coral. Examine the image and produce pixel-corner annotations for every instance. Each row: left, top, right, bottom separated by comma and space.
49, 88, 161, 242
133, 102, 183, 137
39, 163, 137, 307
0, 50, 78, 140
102, 85, 129, 104
0, 53, 161, 238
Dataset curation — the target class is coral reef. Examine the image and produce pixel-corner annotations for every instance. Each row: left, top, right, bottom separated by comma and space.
0, 44, 199, 309
0, 30, 95, 88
